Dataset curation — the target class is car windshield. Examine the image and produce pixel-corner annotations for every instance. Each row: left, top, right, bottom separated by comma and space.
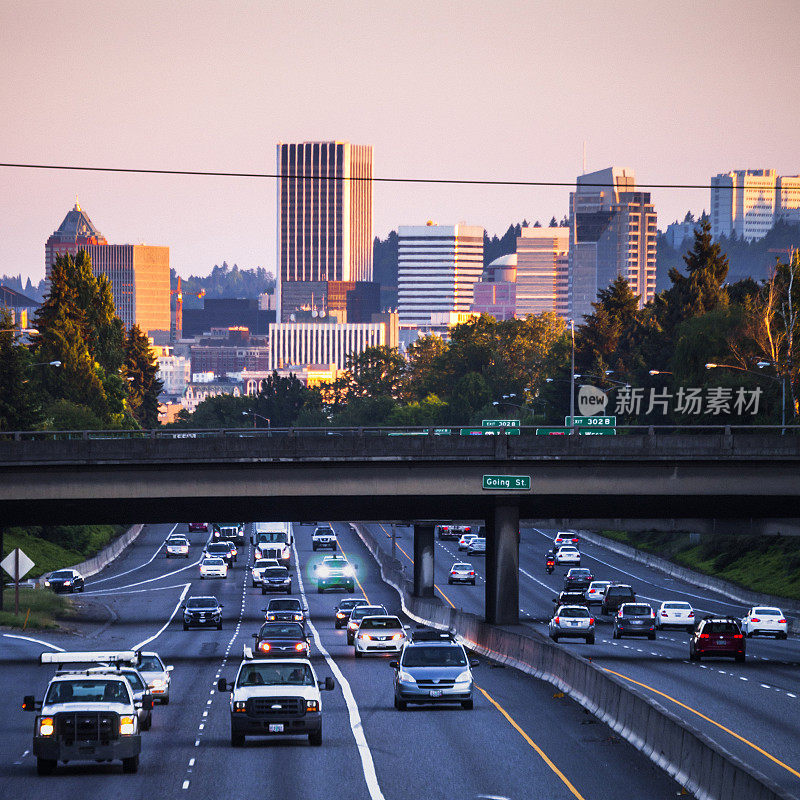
570, 569, 591, 576
470, 538, 485, 545
237, 663, 314, 687
359, 616, 402, 629
323, 558, 347, 567
339, 600, 367, 610
207, 544, 228, 553
51, 570, 73, 579
259, 623, 305, 638
254, 560, 276, 568
187, 598, 217, 609
138, 655, 163, 671
169, 538, 188, 545
46, 679, 129, 704
624, 605, 652, 616
664, 602, 691, 610
558, 608, 590, 618
121, 671, 145, 690
258, 533, 288, 543
203, 558, 224, 566
754, 608, 781, 616
402, 645, 467, 668
352, 606, 386, 620
315, 528, 334, 535
608, 587, 633, 596
264, 568, 288, 578
559, 547, 578, 553
704, 622, 739, 634
452, 564, 470, 570
268, 600, 301, 611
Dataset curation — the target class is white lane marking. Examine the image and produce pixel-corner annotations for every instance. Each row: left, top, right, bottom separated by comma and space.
80, 582, 191, 597
740, 677, 748, 681
531, 527, 743, 609
2, 634, 65, 651
130, 584, 191, 650
789, 693, 797, 698
195, 739, 200, 747
88, 523, 178, 584
13, 749, 30, 765
182, 780, 190, 790
82, 558, 202, 594
292, 527, 386, 800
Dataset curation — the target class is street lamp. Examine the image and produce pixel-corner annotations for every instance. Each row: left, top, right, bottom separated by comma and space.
30, 360, 62, 368
242, 410, 271, 430
649, 369, 672, 376
0, 328, 38, 335
569, 319, 576, 424
705, 363, 786, 432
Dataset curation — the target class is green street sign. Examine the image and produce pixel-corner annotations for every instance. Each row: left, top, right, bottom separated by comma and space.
565, 416, 617, 427
482, 475, 531, 491
482, 419, 521, 428
460, 427, 520, 436
388, 427, 453, 436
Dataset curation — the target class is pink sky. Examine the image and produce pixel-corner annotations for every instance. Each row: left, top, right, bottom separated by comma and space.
2, 0, 798, 283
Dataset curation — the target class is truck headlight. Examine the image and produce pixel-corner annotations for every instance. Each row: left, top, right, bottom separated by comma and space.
149, 679, 166, 690
317, 566, 330, 578
39, 717, 55, 736
293, 613, 303, 621
120, 715, 136, 735
306, 700, 319, 711
233, 701, 247, 712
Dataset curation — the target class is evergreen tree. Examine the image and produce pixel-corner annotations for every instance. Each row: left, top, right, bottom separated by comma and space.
124, 325, 162, 428
0, 309, 41, 430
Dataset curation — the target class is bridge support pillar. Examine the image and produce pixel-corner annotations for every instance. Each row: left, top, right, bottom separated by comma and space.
485, 504, 519, 625
413, 523, 435, 598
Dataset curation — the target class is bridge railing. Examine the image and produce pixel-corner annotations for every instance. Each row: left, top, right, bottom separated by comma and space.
0, 423, 799, 442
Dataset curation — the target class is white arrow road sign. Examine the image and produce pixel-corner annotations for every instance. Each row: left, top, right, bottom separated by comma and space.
1, 549, 35, 581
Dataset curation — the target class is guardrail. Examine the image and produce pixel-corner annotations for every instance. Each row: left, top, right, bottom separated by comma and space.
1, 423, 799, 441
351, 523, 796, 800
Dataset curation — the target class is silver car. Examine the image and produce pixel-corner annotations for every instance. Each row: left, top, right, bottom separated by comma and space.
137, 651, 174, 705
549, 605, 595, 644
467, 537, 486, 556
584, 580, 612, 606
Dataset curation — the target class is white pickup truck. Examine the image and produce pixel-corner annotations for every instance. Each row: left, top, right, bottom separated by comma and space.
218, 653, 334, 746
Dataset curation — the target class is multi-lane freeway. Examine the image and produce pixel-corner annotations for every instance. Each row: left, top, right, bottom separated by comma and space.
0, 522, 680, 799
364, 522, 800, 796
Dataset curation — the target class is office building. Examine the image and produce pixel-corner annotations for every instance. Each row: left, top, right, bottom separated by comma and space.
268, 315, 398, 372
777, 175, 800, 226
276, 141, 373, 315
515, 227, 570, 318
45, 202, 107, 277
182, 298, 274, 339
471, 255, 517, 321
568, 168, 656, 321
0, 285, 39, 329
156, 349, 191, 397
279, 280, 380, 323
397, 224, 484, 325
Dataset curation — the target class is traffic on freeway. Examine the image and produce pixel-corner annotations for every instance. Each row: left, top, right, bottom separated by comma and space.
364, 522, 800, 796
0, 521, 681, 799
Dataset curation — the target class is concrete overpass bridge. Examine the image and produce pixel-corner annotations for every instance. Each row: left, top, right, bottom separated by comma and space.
2, 427, 799, 623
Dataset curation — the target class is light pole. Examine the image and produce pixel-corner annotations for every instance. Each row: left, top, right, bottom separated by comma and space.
569, 319, 575, 426
242, 410, 271, 430
705, 363, 785, 433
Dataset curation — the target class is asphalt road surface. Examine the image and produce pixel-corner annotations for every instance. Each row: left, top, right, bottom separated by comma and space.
0, 521, 679, 800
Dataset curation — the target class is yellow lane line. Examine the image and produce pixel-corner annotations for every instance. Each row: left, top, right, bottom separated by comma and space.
477, 685, 587, 800
602, 667, 800, 780
376, 524, 456, 609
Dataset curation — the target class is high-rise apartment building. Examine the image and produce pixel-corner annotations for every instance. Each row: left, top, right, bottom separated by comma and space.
710, 170, 800, 241
46, 204, 170, 340
397, 224, 484, 325
515, 227, 570, 318
568, 168, 656, 321
276, 141, 373, 316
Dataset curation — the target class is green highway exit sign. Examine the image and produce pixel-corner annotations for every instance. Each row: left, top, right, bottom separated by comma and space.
564, 416, 616, 427
482, 419, 521, 428
482, 475, 531, 490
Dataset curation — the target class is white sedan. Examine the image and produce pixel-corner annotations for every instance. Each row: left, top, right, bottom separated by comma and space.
200, 557, 228, 579
656, 601, 695, 631
353, 615, 408, 657
741, 607, 788, 639
554, 546, 581, 566
458, 533, 478, 551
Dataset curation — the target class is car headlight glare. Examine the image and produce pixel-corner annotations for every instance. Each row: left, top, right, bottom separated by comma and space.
318, 567, 331, 578
120, 715, 136, 735
343, 566, 355, 577
39, 717, 55, 736
150, 679, 166, 689
397, 671, 416, 683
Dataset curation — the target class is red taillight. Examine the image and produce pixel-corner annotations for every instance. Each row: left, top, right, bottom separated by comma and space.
699, 633, 709, 639
469, 571, 475, 575
259, 642, 271, 652
464, 527, 471, 532
589, 618, 594, 625
779, 619, 787, 624
733, 634, 744, 639
617, 611, 623, 618
751, 618, 760, 623
661, 611, 668, 616
554, 617, 560, 625
688, 612, 694, 617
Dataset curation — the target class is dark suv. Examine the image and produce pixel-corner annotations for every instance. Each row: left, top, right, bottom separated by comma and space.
205, 542, 235, 566
183, 596, 223, 630
601, 584, 636, 615
613, 603, 656, 640
690, 616, 746, 662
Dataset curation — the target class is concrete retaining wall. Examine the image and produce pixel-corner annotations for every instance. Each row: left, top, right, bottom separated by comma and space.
36, 524, 145, 584
351, 523, 795, 800
577, 529, 800, 633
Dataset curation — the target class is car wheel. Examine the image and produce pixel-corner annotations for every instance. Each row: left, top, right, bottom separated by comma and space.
612, 629, 620, 639
689, 649, 699, 661
261, 587, 266, 594
231, 731, 245, 747
394, 696, 407, 711
355, 648, 362, 658
79, 584, 84, 592
217, 622, 222, 630
586, 635, 595, 645
142, 715, 152, 731
471, 580, 476, 586
309, 728, 322, 746
251, 581, 256, 588
448, 579, 453, 585
735, 653, 745, 663
200, 575, 204, 579
183, 623, 189, 630
551, 634, 558, 642
122, 755, 139, 773
648, 632, 656, 640
286, 585, 292, 594
37, 758, 57, 775
780, 632, 788, 640
161, 696, 170, 705
332, 544, 337, 551
312, 544, 317, 551
746, 631, 753, 638
318, 586, 323, 593
462, 699, 474, 710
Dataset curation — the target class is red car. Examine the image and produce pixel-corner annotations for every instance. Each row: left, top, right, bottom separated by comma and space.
689, 616, 745, 662
188, 522, 208, 532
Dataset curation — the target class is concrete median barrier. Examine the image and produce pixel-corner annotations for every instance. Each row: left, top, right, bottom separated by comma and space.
352, 522, 795, 800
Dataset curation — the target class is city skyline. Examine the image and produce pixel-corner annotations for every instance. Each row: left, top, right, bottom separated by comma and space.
2, 1, 799, 283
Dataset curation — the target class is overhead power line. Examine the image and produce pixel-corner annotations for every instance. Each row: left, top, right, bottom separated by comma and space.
0, 162, 719, 190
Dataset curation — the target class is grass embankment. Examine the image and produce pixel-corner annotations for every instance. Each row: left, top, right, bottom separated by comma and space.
600, 529, 800, 602
0, 587, 77, 629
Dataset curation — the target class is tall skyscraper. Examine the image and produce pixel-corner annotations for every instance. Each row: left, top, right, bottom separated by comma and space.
568, 167, 656, 321
711, 170, 800, 240
45, 204, 170, 340
397, 223, 484, 325
515, 226, 570, 318
276, 141, 373, 316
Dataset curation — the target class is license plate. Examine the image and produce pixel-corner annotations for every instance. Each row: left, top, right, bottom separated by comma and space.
269, 723, 284, 733
429, 689, 443, 697
570, 621, 579, 626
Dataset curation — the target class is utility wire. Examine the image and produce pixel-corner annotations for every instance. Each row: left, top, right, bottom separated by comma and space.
0, 162, 720, 190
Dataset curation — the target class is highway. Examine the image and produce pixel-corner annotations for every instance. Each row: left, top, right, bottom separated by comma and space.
362, 522, 800, 796
0, 521, 679, 799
